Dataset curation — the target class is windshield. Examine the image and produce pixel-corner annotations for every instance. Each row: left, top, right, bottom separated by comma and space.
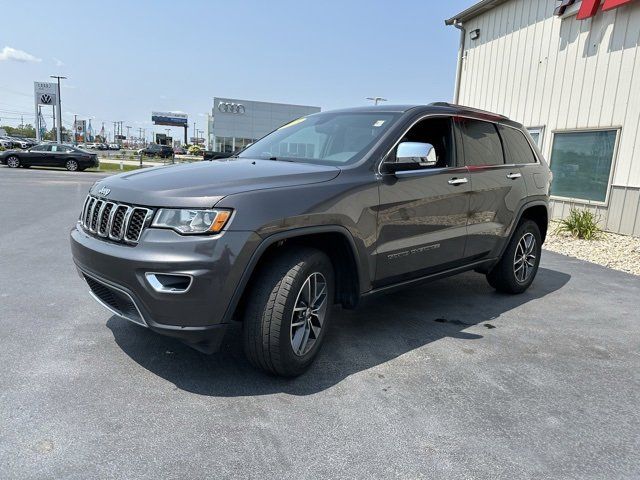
238, 111, 400, 166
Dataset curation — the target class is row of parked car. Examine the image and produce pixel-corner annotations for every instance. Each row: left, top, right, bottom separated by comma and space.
0, 136, 38, 150
82, 143, 121, 151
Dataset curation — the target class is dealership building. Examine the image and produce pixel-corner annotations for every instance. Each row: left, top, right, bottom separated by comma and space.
207, 97, 320, 153
446, 0, 640, 235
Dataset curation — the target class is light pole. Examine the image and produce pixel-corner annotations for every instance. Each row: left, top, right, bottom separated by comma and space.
50, 75, 67, 143
366, 96, 387, 105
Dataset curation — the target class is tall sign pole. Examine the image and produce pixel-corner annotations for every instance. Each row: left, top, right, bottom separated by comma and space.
50, 75, 67, 143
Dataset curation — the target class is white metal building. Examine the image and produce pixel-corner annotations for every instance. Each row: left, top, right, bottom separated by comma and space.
446, 0, 640, 235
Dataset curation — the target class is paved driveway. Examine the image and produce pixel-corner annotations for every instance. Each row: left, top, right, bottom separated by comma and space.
1, 168, 639, 479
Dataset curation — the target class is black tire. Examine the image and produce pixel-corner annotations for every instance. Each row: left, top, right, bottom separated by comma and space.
486, 220, 542, 294
6, 156, 20, 168
243, 247, 334, 377
65, 159, 79, 171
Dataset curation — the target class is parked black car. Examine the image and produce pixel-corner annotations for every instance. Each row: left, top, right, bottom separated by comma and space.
1, 143, 99, 171
71, 103, 550, 376
140, 144, 173, 158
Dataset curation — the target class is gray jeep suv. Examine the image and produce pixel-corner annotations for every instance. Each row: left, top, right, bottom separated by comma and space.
70, 103, 551, 376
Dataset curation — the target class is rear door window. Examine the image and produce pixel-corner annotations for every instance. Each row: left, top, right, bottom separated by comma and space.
458, 119, 504, 167
498, 125, 538, 165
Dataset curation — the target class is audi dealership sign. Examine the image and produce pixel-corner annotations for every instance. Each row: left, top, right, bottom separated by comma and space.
217, 102, 246, 114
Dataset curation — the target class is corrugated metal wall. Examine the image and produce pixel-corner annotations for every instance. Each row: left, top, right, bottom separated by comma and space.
458, 0, 640, 235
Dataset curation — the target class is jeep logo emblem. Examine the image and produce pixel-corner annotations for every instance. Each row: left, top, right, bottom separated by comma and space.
98, 187, 111, 196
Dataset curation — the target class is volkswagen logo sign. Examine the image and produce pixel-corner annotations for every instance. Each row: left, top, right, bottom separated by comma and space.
217, 102, 246, 114
98, 186, 111, 197
40, 94, 52, 104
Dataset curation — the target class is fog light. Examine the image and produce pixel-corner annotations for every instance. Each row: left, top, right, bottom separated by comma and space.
145, 273, 193, 294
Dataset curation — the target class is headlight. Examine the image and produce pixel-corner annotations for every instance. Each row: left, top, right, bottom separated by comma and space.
152, 208, 232, 235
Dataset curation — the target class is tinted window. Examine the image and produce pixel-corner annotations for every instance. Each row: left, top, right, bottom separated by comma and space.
549, 130, 617, 202
31, 145, 50, 152
458, 119, 504, 167
498, 125, 537, 165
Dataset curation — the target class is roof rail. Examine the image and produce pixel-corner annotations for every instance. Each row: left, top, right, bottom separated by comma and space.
428, 102, 509, 120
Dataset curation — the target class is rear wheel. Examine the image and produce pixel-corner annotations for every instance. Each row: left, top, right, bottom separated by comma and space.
243, 247, 334, 377
6, 156, 20, 168
486, 220, 542, 294
65, 159, 79, 171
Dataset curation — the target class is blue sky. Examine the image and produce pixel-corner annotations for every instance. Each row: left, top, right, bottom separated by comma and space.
0, 0, 474, 140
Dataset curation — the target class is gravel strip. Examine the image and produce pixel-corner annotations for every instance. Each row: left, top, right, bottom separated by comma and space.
544, 221, 640, 276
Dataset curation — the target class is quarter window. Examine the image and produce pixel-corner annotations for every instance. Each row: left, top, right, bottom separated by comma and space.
458, 119, 504, 167
549, 130, 617, 203
498, 125, 537, 165
527, 127, 544, 148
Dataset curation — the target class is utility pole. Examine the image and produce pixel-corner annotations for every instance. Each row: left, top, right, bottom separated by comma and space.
73, 114, 77, 145
193, 122, 196, 144
366, 96, 387, 105
126, 125, 131, 147
50, 75, 67, 143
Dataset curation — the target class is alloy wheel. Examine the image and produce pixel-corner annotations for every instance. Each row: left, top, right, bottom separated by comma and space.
290, 272, 328, 356
7, 156, 19, 168
513, 232, 536, 283
66, 160, 78, 171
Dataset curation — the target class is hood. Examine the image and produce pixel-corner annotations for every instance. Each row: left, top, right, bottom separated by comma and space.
90, 158, 341, 208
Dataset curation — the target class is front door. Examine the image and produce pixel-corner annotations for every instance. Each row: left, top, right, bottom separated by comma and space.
26, 144, 52, 166
375, 116, 470, 286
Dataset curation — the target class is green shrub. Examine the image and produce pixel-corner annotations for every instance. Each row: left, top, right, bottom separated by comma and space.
556, 208, 601, 240
0, 145, 5, 152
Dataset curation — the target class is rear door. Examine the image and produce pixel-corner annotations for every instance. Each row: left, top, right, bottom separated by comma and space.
49, 145, 69, 167
455, 118, 527, 259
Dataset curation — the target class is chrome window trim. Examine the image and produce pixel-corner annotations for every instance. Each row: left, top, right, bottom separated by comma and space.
376, 113, 540, 176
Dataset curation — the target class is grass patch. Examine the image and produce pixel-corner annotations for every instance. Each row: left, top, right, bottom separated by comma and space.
89, 163, 142, 173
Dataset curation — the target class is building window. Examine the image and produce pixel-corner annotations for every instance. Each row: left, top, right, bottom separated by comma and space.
527, 127, 544, 148
549, 130, 618, 203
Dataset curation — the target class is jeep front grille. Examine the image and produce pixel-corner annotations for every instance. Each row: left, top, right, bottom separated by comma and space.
80, 195, 153, 245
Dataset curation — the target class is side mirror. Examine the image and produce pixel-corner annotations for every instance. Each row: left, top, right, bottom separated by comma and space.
384, 142, 437, 173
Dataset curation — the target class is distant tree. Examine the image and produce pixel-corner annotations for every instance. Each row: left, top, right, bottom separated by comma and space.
44, 126, 69, 141
1, 124, 36, 138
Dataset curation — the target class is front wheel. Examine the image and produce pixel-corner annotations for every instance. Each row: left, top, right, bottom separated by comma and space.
243, 247, 334, 377
486, 220, 542, 294
6, 156, 20, 168
65, 159, 79, 171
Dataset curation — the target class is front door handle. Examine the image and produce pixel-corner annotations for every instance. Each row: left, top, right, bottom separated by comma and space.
506, 172, 522, 179
448, 177, 469, 186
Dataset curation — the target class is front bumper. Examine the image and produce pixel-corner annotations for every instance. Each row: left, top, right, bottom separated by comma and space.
70, 223, 261, 351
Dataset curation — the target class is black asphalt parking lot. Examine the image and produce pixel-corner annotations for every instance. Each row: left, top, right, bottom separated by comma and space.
1, 167, 639, 479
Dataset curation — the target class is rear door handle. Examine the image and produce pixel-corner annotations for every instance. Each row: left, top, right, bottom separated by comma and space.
506, 172, 522, 179
448, 177, 469, 186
